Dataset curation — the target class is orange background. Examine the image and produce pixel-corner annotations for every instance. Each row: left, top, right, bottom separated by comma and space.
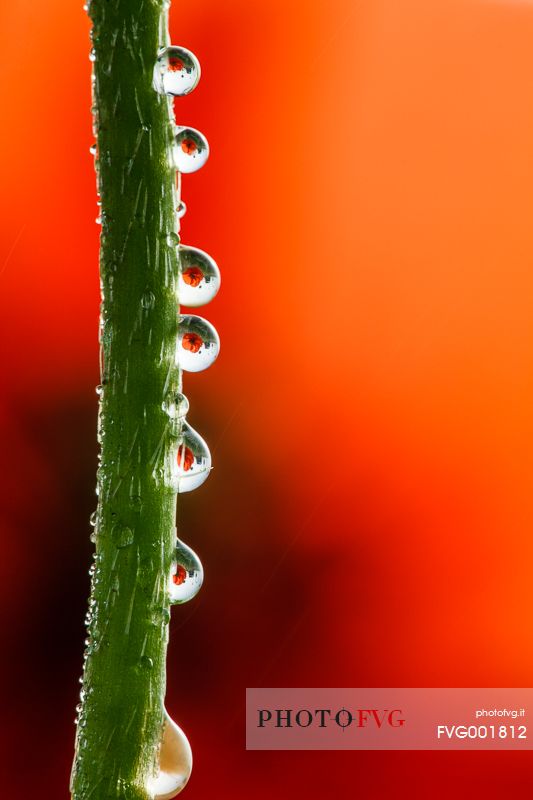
1, 0, 533, 796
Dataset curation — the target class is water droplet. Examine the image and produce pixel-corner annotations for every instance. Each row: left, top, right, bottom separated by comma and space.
177, 315, 220, 372
178, 245, 221, 307
169, 539, 203, 604
141, 290, 156, 309
130, 494, 143, 511
89, 143, 97, 156
172, 422, 211, 493
172, 127, 209, 174
153, 46, 201, 97
112, 524, 134, 549
176, 201, 187, 219
95, 384, 103, 396
166, 232, 180, 248
149, 604, 170, 628
163, 392, 189, 421
89, 48, 96, 62
140, 655, 154, 670
148, 711, 192, 800
89, 510, 97, 527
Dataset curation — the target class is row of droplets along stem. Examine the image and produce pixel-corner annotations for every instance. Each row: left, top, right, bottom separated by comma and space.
150, 41, 221, 798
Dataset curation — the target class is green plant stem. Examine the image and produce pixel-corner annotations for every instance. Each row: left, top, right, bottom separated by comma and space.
71, 2, 180, 798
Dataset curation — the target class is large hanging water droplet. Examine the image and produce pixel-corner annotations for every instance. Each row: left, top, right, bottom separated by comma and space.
177, 315, 220, 372
148, 711, 192, 800
172, 421, 211, 492
178, 245, 221, 308
153, 46, 201, 97
169, 539, 203, 604
173, 127, 209, 174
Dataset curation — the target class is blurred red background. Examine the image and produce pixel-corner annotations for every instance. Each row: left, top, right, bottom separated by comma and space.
1, 0, 533, 796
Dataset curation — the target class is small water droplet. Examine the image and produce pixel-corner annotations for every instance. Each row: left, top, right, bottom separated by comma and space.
153, 46, 201, 97
172, 422, 211, 493
177, 315, 220, 372
89, 510, 98, 527
89, 48, 96, 62
140, 655, 154, 670
150, 607, 171, 627
166, 232, 180, 248
95, 384, 103, 396
176, 201, 187, 220
112, 524, 134, 549
130, 494, 143, 511
169, 539, 203, 604
178, 245, 221, 307
163, 392, 189, 421
89, 143, 97, 156
141, 290, 156, 309
172, 127, 209, 174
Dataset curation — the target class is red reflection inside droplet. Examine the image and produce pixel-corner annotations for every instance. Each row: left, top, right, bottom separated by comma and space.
177, 444, 195, 471
182, 332, 203, 353
172, 565, 187, 585
181, 138, 197, 155
182, 266, 204, 287
168, 58, 184, 72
